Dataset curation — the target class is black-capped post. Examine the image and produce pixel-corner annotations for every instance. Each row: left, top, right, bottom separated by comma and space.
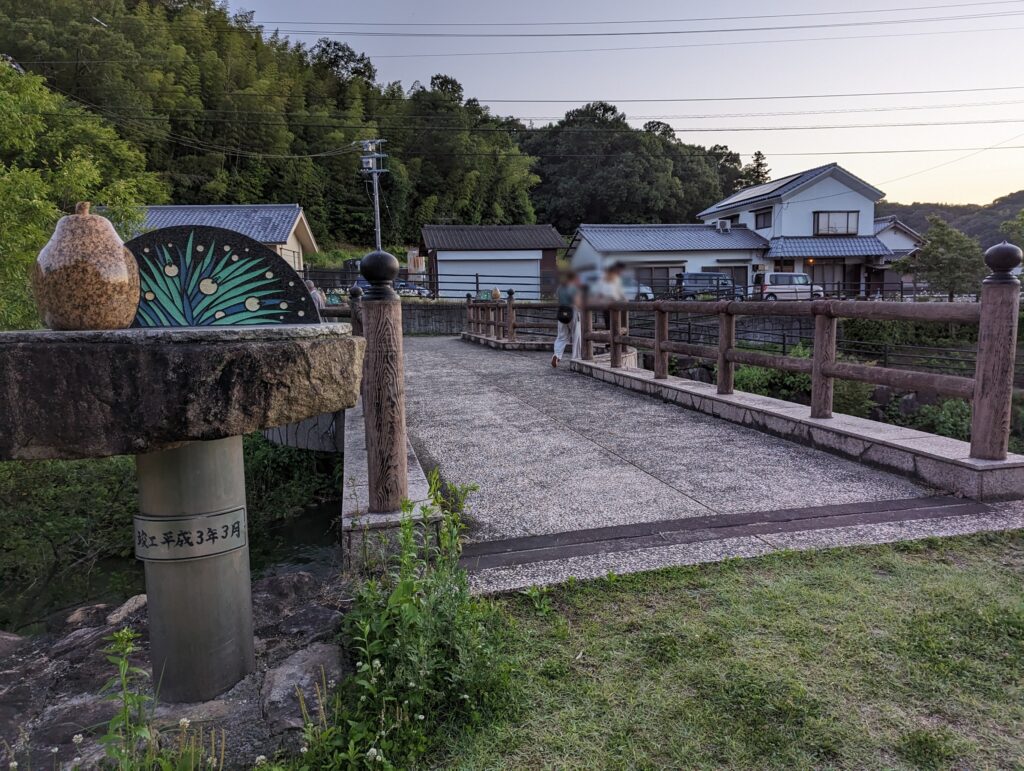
360, 250, 409, 512
970, 241, 1023, 460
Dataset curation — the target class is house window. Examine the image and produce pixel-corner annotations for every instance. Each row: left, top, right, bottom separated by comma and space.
814, 211, 859, 235
754, 208, 772, 229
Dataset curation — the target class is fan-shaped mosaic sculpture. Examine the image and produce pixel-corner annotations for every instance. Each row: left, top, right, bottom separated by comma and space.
125, 226, 319, 327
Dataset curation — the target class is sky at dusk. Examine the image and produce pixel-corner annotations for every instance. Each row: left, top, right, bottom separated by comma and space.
232, 0, 1024, 205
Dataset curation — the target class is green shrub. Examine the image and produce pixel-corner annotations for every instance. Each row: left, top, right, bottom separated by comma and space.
885, 399, 972, 442
292, 475, 512, 770
0, 435, 341, 630
731, 343, 875, 418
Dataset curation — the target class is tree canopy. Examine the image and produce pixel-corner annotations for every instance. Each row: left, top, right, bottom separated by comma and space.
898, 216, 987, 301
0, 0, 748, 249
0, 66, 167, 329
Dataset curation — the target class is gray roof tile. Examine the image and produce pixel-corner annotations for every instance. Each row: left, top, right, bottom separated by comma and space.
766, 236, 893, 259
142, 204, 303, 244
577, 224, 769, 252
421, 224, 565, 251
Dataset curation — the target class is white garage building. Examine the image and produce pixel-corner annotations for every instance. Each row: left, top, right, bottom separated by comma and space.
420, 225, 565, 299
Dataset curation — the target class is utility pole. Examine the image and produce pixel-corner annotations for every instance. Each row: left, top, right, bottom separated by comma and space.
359, 139, 388, 252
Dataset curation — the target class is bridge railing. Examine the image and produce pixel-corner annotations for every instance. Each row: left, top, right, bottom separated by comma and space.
580, 243, 1023, 462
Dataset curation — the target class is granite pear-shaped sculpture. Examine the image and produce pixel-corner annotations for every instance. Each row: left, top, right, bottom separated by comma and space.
32, 202, 140, 330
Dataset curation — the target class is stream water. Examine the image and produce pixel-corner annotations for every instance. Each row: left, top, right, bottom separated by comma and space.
12, 500, 343, 635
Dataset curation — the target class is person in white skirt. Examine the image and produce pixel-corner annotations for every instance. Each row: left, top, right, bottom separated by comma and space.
552, 271, 581, 368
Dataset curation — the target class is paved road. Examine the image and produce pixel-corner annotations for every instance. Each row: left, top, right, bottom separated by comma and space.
403, 337, 930, 543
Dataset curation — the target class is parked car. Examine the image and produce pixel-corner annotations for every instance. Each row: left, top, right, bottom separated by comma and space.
621, 276, 655, 300
673, 272, 745, 300
751, 272, 824, 301
394, 279, 432, 298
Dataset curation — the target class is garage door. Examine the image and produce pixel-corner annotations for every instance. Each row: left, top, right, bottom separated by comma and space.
436, 258, 542, 299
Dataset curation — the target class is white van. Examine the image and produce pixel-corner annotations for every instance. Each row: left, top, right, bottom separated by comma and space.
752, 272, 824, 301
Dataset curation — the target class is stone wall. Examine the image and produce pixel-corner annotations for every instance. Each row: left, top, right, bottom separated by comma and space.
401, 302, 466, 335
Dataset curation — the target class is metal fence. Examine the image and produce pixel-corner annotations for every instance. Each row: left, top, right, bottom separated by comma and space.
305, 267, 985, 305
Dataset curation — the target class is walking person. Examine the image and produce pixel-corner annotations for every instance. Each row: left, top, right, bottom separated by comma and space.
594, 261, 626, 333
552, 270, 581, 368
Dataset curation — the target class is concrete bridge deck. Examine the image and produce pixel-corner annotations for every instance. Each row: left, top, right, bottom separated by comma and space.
402, 337, 1024, 592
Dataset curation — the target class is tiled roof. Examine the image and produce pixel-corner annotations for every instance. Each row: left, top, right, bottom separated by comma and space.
766, 236, 893, 259
873, 215, 925, 241
698, 163, 885, 218
421, 224, 565, 251
141, 204, 303, 244
873, 216, 897, 234
577, 223, 769, 252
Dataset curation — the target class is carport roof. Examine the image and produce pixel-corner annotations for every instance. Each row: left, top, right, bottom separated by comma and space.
421, 224, 565, 251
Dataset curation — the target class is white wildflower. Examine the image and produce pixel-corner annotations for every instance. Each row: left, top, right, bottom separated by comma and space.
300, 747, 308, 755
50, 747, 58, 754
254, 755, 267, 767
72, 734, 84, 745
372, 659, 381, 669
9, 762, 18, 769
206, 757, 217, 767
179, 717, 191, 730
73, 758, 82, 766
416, 714, 425, 721
366, 748, 378, 760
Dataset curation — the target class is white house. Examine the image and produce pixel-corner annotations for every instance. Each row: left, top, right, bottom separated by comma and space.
566, 223, 769, 293
872, 215, 926, 286
420, 224, 565, 299
141, 204, 318, 272
697, 163, 895, 293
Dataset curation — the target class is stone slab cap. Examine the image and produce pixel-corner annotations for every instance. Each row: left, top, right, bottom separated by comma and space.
0, 324, 364, 460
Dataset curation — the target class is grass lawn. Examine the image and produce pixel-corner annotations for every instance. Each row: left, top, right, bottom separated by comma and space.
439, 532, 1023, 770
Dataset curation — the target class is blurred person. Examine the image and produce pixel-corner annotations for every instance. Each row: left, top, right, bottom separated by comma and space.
594, 261, 626, 331
552, 270, 581, 368
304, 279, 327, 311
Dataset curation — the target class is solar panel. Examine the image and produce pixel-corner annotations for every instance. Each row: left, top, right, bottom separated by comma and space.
715, 172, 804, 208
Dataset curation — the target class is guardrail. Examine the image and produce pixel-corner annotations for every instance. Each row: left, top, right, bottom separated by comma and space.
574, 243, 1023, 462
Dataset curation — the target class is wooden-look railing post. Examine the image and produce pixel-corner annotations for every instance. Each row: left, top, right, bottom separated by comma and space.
717, 302, 735, 394
348, 286, 364, 337
496, 302, 505, 340
810, 301, 837, 419
610, 303, 623, 368
506, 289, 516, 340
360, 251, 408, 513
653, 303, 669, 379
970, 242, 1022, 460
580, 287, 594, 361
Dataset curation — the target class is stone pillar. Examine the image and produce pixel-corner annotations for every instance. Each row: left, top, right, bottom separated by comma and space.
360, 250, 408, 512
135, 436, 255, 703
970, 242, 1023, 460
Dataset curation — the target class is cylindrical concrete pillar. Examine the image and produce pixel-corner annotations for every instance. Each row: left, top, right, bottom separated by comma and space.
135, 435, 255, 702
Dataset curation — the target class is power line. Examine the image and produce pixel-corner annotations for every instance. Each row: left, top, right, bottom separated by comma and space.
14, 22, 1024, 63
84, 8, 1024, 37
364, 22, 1024, 59
235, 0, 1024, 26
88, 8, 1024, 36
35, 110, 1024, 133
22, 96, 1024, 122
103, 83, 1024, 104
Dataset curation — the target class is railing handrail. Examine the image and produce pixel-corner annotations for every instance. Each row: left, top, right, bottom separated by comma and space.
568, 243, 1023, 462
